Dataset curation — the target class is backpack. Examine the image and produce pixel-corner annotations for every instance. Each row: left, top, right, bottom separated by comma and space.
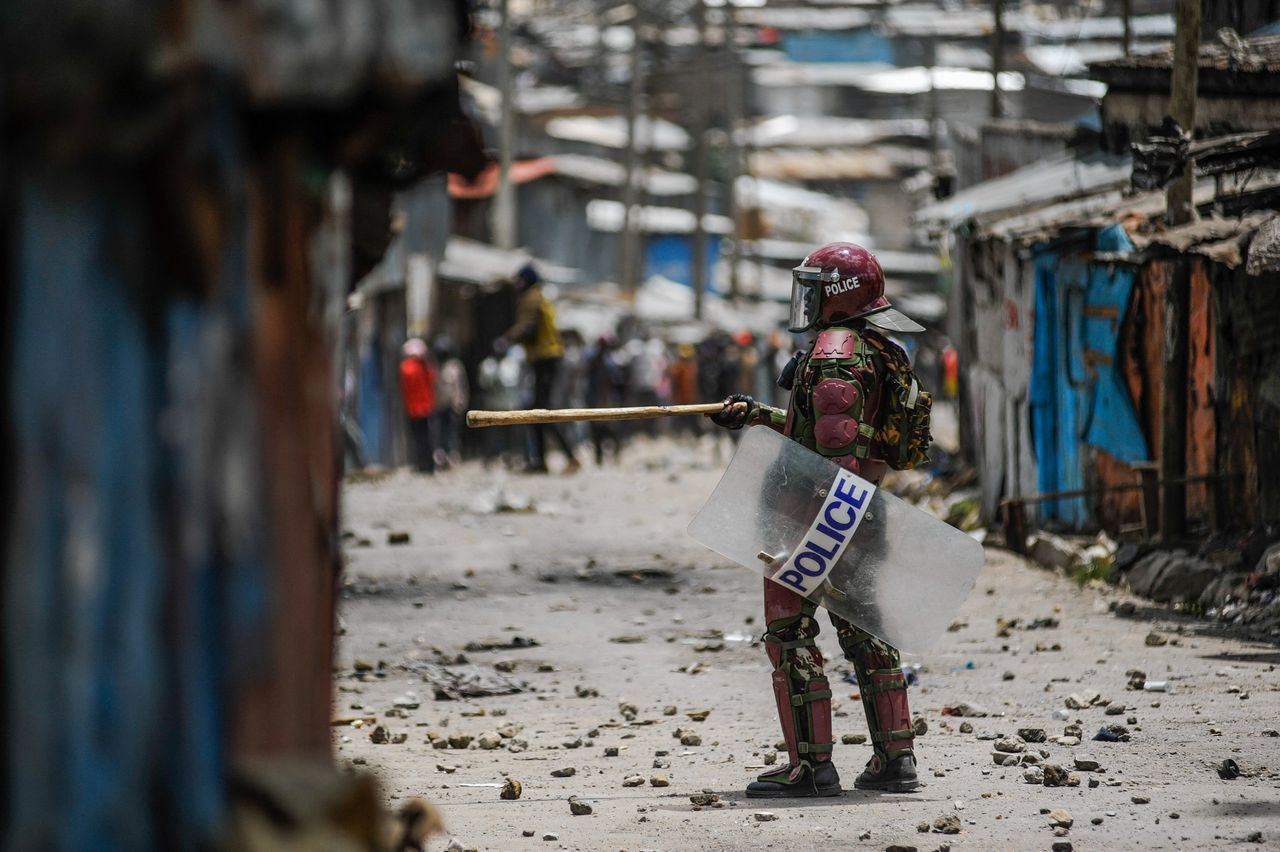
861, 329, 933, 470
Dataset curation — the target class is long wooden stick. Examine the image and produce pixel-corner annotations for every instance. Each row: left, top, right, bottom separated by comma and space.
467, 402, 726, 428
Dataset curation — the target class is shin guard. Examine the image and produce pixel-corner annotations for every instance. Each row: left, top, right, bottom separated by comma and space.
761, 580, 834, 774
837, 620, 914, 767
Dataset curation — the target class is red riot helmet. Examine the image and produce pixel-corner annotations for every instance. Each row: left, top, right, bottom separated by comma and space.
788, 242, 924, 334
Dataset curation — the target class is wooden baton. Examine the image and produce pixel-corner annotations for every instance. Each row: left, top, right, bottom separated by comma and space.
466, 403, 728, 428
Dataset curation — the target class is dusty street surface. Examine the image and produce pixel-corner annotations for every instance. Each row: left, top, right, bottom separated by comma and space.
337, 437, 1280, 851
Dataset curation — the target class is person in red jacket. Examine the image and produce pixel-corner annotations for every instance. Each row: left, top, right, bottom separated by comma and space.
400, 338, 437, 473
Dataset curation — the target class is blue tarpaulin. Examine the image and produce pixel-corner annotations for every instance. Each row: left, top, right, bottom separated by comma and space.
1081, 225, 1150, 464
1029, 225, 1151, 527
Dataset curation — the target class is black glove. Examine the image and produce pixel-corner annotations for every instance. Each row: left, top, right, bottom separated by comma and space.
710, 394, 756, 430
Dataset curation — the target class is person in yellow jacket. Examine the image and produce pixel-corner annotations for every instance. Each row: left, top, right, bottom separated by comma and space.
500, 263, 579, 473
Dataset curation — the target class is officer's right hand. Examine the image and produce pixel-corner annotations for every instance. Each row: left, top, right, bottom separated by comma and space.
709, 394, 756, 430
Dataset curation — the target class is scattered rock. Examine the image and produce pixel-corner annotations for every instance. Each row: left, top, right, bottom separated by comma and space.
1052, 843, 1073, 852
1073, 756, 1101, 772
603, 747, 619, 757
842, 733, 868, 745
1042, 764, 1068, 787
680, 733, 703, 747
959, 722, 974, 734
917, 820, 931, 832
663, 705, 678, 716
1131, 794, 1150, 804
551, 767, 576, 778
754, 811, 779, 822
542, 832, 558, 841
932, 814, 961, 834
1093, 724, 1130, 742
436, 764, 457, 774
650, 773, 670, 787
689, 793, 720, 806
477, 732, 502, 750
522, 829, 535, 837
686, 709, 711, 722
500, 779, 522, 800
387, 531, 411, 545
1017, 728, 1047, 743
622, 775, 645, 787
1218, 759, 1241, 780
1128, 551, 1217, 603
568, 797, 592, 816
994, 738, 1026, 754
1047, 809, 1073, 828
1065, 691, 1101, 710
912, 716, 928, 737
610, 635, 645, 644
448, 734, 474, 749
1145, 632, 1168, 647
1023, 766, 1044, 784
941, 702, 988, 717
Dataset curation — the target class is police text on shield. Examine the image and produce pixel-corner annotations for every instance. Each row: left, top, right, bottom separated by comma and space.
772, 469, 874, 596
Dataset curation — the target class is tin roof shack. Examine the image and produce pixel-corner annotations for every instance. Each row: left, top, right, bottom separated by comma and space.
917, 152, 1280, 544
3, 0, 479, 846
1090, 32, 1280, 151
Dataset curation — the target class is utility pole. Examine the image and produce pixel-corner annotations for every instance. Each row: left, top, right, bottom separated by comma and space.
724, 0, 743, 300
990, 0, 1004, 119
1159, 0, 1202, 542
494, 0, 517, 250
691, 0, 709, 320
1122, 0, 1133, 56
619, 18, 644, 291
1167, 0, 1201, 226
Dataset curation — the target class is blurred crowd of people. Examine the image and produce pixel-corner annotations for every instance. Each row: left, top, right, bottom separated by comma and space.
394, 263, 952, 475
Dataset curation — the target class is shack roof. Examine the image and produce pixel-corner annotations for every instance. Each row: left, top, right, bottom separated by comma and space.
549, 155, 698, 196
742, 115, 930, 149
1090, 33, 1280, 94
754, 63, 1026, 94
438, 237, 579, 286
586, 200, 734, 235
545, 115, 690, 151
748, 145, 930, 180
957, 171, 1280, 275
914, 151, 1132, 231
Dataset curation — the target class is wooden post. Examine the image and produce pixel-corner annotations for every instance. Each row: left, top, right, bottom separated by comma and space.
620, 20, 644, 291
1166, 0, 1201, 226
1160, 260, 1191, 542
990, 0, 1004, 119
1159, 0, 1201, 541
1122, 0, 1133, 56
1134, 462, 1161, 540
724, 0, 742, 299
494, 0, 517, 249
691, 0, 708, 320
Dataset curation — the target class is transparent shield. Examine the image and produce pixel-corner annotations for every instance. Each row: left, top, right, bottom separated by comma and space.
687, 426, 984, 653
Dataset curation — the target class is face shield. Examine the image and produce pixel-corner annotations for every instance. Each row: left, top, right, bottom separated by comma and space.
789, 265, 833, 333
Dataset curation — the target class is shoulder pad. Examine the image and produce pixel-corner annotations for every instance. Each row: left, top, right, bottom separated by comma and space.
812, 328, 855, 360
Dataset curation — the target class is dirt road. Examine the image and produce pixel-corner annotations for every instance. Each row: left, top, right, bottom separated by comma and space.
337, 437, 1280, 851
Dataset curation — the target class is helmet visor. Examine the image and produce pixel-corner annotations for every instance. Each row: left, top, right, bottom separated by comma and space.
788, 265, 827, 332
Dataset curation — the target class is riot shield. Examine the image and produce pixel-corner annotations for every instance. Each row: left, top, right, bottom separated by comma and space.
687, 426, 983, 653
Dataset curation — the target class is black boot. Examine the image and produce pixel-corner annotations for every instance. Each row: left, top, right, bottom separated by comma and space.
854, 753, 920, 792
746, 760, 842, 798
